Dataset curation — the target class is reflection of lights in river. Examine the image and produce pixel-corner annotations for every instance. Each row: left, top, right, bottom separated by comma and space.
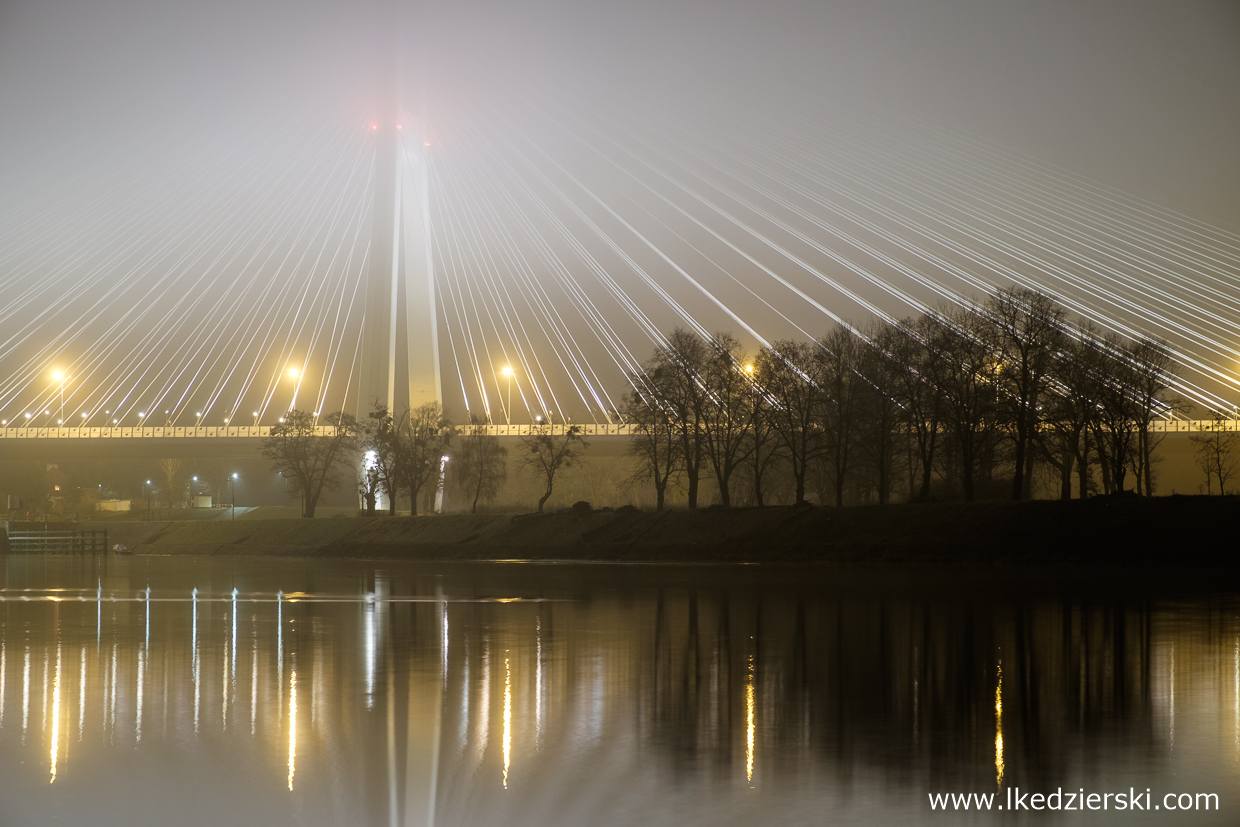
1170, 644, 1176, 751
252, 633, 258, 737
364, 594, 376, 708
0, 641, 5, 730
995, 660, 1004, 789
50, 645, 61, 783
288, 668, 297, 791
22, 646, 29, 739
746, 654, 755, 784
1234, 636, 1239, 757
137, 649, 144, 742
78, 647, 85, 741
503, 655, 512, 789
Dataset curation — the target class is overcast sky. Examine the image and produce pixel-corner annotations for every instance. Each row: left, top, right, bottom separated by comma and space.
3, 0, 1237, 221
1, 0, 1238, 418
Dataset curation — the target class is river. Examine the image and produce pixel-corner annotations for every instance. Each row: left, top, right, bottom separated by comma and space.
0, 555, 1234, 825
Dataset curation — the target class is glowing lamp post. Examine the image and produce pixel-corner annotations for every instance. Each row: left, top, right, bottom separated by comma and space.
230, 473, 239, 520
144, 480, 152, 520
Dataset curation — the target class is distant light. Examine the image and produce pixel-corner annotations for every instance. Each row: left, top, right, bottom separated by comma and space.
232, 473, 238, 479
396, 124, 402, 130
223, 418, 229, 423
371, 124, 377, 130
501, 366, 513, 377
312, 410, 320, 416
81, 413, 87, 418
2, 420, 7, 425
743, 364, 754, 374
252, 412, 259, 417
441, 455, 450, 463
287, 368, 299, 379
424, 142, 431, 147
195, 412, 201, 417
52, 370, 64, 381
278, 417, 285, 423
146, 480, 151, 485
57, 419, 62, 424
105, 410, 110, 414
138, 412, 145, 418
44, 410, 50, 415
24, 413, 32, 419
112, 419, 118, 424
193, 476, 198, 481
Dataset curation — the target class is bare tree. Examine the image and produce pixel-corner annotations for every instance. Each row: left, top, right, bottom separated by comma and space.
623, 388, 683, 511
359, 403, 399, 515
453, 423, 508, 514
889, 316, 944, 501
157, 458, 183, 508
924, 306, 1000, 502
1127, 337, 1178, 496
816, 324, 867, 506
856, 322, 906, 504
1040, 321, 1102, 499
1190, 414, 1240, 495
1090, 333, 1140, 494
262, 410, 359, 517
699, 333, 755, 507
988, 286, 1066, 500
396, 402, 455, 515
756, 340, 824, 504
641, 329, 710, 508
518, 423, 588, 512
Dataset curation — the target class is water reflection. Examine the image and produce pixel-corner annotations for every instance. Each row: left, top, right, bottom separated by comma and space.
0, 559, 1237, 825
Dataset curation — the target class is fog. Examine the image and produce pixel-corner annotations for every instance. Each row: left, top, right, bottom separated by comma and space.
1, 0, 1238, 422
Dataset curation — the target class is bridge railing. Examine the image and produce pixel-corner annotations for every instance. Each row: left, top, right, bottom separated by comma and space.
0, 424, 637, 439
0, 420, 1231, 439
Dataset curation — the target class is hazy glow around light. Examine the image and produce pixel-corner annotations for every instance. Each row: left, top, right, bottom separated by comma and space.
51, 370, 63, 381
501, 366, 513, 377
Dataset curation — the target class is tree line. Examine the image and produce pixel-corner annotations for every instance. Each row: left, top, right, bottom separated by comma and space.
624, 286, 1180, 509
262, 405, 587, 517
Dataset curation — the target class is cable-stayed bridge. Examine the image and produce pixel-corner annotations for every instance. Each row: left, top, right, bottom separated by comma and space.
2, 82, 1239, 443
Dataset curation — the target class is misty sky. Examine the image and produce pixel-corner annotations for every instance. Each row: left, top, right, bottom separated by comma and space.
0, 0, 1238, 420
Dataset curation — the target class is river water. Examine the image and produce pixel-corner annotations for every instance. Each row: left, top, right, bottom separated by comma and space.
0, 555, 1235, 826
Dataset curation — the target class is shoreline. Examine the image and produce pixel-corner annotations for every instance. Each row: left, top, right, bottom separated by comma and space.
70, 495, 1240, 568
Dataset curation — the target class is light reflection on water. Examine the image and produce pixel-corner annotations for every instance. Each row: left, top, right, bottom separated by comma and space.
0, 557, 1238, 825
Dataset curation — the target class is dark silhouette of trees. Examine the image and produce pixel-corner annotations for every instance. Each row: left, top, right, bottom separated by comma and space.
817, 324, 866, 507
642, 329, 711, 508
699, 333, 755, 507
757, 340, 824, 504
262, 410, 359, 517
889, 316, 943, 501
518, 423, 587, 512
359, 404, 399, 515
625, 286, 1183, 506
989, 286, 1066, 500
925, 306, 1000, 502
624, 387, 683, 511
397, 402, 455, 515
1190, 415, 1240, 495
453, 422, 508, 514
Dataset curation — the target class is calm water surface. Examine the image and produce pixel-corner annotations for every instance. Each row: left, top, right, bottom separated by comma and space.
0, 555, 1236, 826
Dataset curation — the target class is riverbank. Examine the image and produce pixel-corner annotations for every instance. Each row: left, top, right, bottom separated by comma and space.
77, 495, 1239, 566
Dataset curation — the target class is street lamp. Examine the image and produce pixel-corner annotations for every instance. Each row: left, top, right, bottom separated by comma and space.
230, 473, 238, 520
144, 480, 152, 520
501, 365, 514, 426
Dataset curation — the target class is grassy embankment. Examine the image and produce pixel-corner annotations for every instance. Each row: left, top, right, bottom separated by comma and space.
81, 495, 1240, 566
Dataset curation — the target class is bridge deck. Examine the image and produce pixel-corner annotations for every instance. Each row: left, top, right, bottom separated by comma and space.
0, 423, 637, 440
